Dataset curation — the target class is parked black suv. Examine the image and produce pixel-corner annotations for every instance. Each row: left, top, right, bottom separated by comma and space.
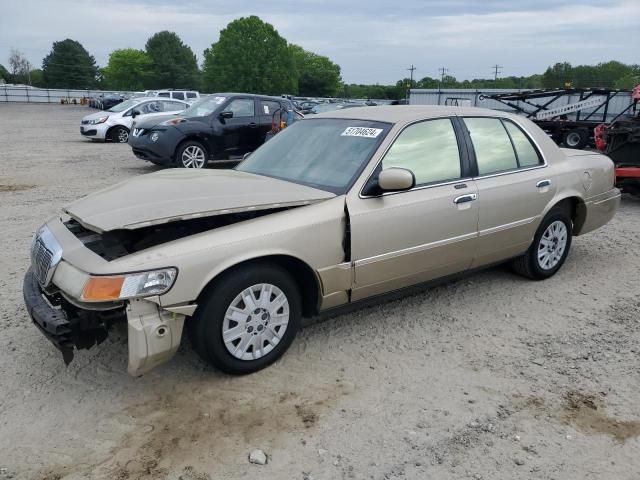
128, 93, 295, 168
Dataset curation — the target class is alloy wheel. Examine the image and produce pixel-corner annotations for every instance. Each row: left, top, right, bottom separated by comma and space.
181, 146, 206, 168
116, 128, 128, 143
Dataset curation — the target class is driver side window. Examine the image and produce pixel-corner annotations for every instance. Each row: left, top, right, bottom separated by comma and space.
381, 118, 462, 186
227, 99, 255, 117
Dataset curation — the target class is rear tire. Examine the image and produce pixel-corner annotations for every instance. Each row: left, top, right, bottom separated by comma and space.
511, 205, 573, 280
189, 264, 302, 375
562, 128, 588, 149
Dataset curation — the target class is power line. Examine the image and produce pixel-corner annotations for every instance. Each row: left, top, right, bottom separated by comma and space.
439, 67, 448, 82
492, 64, 503, 81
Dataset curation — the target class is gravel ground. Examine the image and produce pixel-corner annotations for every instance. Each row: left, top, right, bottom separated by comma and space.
1, 104, 639, 480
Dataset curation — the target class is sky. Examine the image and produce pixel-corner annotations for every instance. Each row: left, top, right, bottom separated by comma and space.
0, 0, 637, 84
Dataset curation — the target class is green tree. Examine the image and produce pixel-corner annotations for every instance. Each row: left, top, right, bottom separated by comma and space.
542, 62, 574, 88
102, 49, 152, 90
42, 38, 98, 88
29, 69, 45, 87
145, 31, 200, 89
42, 39, 99, 88
0, 64, 10, 83
203, 16, 296, 95
289, 44, 341, 97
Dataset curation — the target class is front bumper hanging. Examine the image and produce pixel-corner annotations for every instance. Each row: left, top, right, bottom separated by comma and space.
23, 269, 120, 364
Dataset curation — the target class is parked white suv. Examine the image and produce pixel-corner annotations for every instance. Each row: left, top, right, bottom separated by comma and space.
146, 90, 200, 102
80, 97, 189, 143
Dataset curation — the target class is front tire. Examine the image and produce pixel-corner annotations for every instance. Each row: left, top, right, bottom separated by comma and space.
109, 126, 129, 143
189, 264, 302, 375
511, 205, 573, 280
176, 141, 207, 168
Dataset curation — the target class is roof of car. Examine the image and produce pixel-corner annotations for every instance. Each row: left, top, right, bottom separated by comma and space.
212, 93, 290, 101
313, 105, 516, 124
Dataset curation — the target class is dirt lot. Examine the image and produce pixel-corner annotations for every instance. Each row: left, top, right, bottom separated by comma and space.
0, 103, 639, 480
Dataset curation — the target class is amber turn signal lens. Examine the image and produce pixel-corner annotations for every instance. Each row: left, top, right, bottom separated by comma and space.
82, 276, 125, 301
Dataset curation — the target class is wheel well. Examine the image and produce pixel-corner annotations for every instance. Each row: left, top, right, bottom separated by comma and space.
106, 124, 128, 138
197, 255, 321, 318
552, 197, 586, 234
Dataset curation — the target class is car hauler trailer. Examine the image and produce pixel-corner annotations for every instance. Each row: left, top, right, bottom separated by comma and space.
594, 85, 640, 197
479, 86, 638, 149
482, 86, 640, 197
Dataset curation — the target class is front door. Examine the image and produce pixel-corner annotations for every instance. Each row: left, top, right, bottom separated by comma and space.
460, 116, 556, 267
220, 98, 260, 158
347, 117, 479, 300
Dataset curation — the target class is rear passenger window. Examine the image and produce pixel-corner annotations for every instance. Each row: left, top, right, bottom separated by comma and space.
158, 92, 169, 98
381, 118, 461, 186
261, 101, 282, 115
186, 92, 197, 99
464, 117, 518, 175
172, 92, 185, 100
503, 120, 542, 167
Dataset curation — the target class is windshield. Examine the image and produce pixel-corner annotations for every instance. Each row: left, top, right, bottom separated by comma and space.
107, 99, 137, 113
236, 118, 390, 194
181, 95, 228, 118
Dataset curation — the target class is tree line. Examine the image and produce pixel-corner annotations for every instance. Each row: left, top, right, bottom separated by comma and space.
1, 15, 638, 99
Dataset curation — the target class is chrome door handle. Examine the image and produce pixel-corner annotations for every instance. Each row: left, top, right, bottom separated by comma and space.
453, 193, 477, 204
536, 179, 551, 188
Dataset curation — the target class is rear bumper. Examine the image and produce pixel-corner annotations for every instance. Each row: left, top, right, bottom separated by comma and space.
578, 188, 621, 235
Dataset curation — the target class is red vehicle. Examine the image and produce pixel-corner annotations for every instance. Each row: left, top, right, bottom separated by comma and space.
595, 85, 640, 197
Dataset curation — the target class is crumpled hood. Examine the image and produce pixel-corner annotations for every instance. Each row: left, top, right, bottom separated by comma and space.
63, 169, 335, 232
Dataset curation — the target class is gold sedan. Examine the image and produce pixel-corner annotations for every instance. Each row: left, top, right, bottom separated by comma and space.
24, 106, 620, 376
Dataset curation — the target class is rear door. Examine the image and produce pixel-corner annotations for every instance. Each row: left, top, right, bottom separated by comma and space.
347, 117, 479, 300
258, 99, 284, 141
461, 116, 555, 267
220, 98, 260, 157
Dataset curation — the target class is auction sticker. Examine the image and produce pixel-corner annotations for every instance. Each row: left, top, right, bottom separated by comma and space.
341, 127, 383, 138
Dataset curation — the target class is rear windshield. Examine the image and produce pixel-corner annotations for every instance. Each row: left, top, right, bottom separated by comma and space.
236, 118, 391, 194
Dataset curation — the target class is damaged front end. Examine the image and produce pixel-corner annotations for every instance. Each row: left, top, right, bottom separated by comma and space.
23, 268, 186, 376
23, 268, 123, 365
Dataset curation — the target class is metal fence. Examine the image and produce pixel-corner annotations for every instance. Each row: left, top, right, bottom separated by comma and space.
0, 85, 133, 104
409, 88, 634, 122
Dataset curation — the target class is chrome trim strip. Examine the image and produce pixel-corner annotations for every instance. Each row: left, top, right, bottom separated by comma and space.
354, 231, 477, 267
593, 192, 621, 206
478, 216, 537, 236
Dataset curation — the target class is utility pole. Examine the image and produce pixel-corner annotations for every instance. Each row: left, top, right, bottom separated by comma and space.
438, 67, 448, 89
406, 64, 416, 103
492, 64, 503, 81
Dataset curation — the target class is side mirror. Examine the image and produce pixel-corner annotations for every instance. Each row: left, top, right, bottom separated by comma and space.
219, 111, 233, 119
131, 109, 141, 118
378, 168, 415, 192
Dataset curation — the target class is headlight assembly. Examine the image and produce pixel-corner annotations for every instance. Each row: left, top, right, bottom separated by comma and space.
89, 116, 109, 125
81, 268, 177, 302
